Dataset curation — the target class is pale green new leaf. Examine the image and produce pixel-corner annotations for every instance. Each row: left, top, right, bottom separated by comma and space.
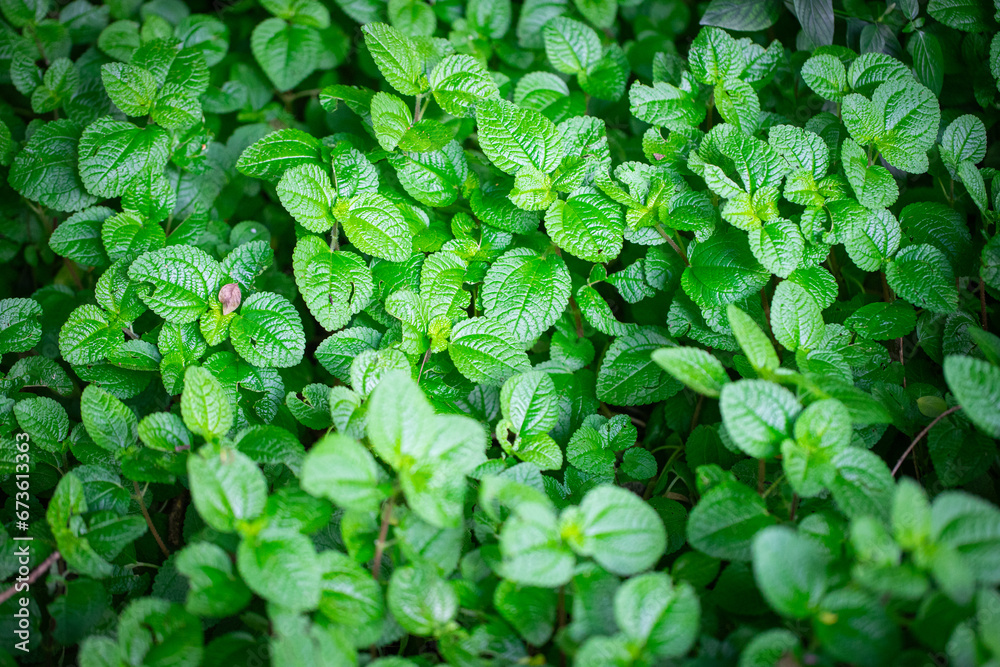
181, 366, 233, 440
652, 346, 730, 398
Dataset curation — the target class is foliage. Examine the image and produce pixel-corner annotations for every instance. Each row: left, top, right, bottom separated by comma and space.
1, 0, 1000, 665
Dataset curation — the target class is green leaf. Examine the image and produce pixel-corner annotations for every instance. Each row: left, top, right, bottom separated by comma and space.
614, 573, 700, 658
293, 237, 374, 331
370, 91, 413, 151
78, 117, 171, 199
59, 304, 121, 366
801, 54, 848, 102
794, 0, 833, 46
475, 97, 563, 175
276, 164, 336, 233
429, 54, 498, 116
500, 371, 559, 437
682, 228, 770, 309
699, 0, 781, 31
181, 366, 233, 440
844, 301, 916, 340
596, 328, 682, 406
176, 542, 252, 617
188, 443, 268, 533
928, 0, 995, 32
138, 412, 193, 452
237, 528, 321, 611
236, 128, 324, 183
229, 292, 306, 368
652, 346, 730, 398
100, 63, 158, 116
543, 16, 601, 74
114, 598, 203, 667
752, 526, 829, 618
0, 298, 43, 354
499, 502, 575, 587
829, 447, 895, 523
387, 565, 457, 636
448, 317, 531, 386
343, 192, 411, 263
720, 379, 800, 458
727, 304, 779, 374
301, 433, 387, 513
943, 355, 1000, 437
81, 385, 137, 452
885, 244, 958, 314
8, 119, 98, 212
688, 26, 745, 85
560, 485, 666, 575
687, 480, 777, 561
544, 191, 624, 262
129, 246, 224, 324
769, 280, 825, 352
251, 18, 319, 91
481, 248, 571, 345
367, 370, 487, 526
362, 22, 426, 95
493, 581, 557, 646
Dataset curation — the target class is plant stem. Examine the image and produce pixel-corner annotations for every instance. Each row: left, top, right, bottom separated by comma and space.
689, 394, 704, 436
761, 474, 785, 499
133, 481, 169, 557
0, 551, 60, 606
757, 459, 766, 495
654, 224, 689, 265
417, 348, 432, 384
891, 406, 962, 476
371, 497, 394, 581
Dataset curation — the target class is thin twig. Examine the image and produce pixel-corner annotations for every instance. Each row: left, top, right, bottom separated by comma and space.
757, 459, 766, 496
654, 224, 689, 265
417, 348, 432, 384
133, 481, 169, 557
371, 498, 394, 581
0, 551, 60, 606
891, 406, 962, 476
689, 395, 704, 436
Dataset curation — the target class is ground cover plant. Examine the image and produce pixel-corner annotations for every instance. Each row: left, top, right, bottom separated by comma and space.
1, 0, 1000, 664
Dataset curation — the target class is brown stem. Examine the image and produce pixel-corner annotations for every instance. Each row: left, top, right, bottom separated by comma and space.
417, 348, 432, 384
133, 481, 169, 557
898, 337, 906, 388
689, 394, 704, 436
789, 493, 800, 521
0, 551, 60, 606
757, 459, 766, 496
654, 224, 689, 265
891, 406, 962, 477
63, 259, 83, 291
569, 296, 585, 340
371, 498, 394, 581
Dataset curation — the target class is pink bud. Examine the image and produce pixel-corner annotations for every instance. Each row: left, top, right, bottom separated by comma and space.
219, 283, 242, 315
